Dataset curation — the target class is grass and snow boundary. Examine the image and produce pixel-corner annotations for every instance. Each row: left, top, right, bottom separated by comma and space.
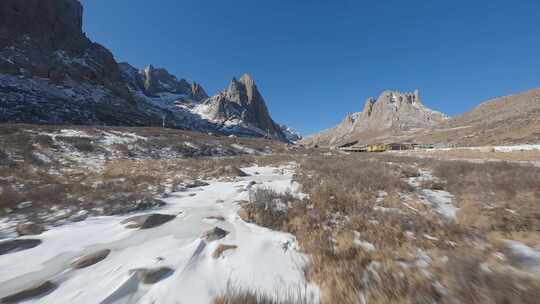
0, 163, 319, 304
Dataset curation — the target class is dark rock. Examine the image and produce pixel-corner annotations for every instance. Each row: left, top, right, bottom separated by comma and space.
184, 180, 210, 188
201, 74, 287, 141
121, 213, 176, 229
1, 281, 57, 303
107, 198, 166, 216
16, 223, 45, 236
71, 249, 111, 269
0, 239, 41, 255
130, 267, 173, 284
203, 227, 229, 242
205, 215, 225, 221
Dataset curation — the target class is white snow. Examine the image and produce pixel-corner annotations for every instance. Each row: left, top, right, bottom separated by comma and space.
405, 169, 458, 220
493, 144, 540, 153
0, 165, 318, 303
505, 240, 540, 273
420, 190, 457, 219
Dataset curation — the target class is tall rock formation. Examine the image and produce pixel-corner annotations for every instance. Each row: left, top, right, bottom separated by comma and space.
198, 74, 287, 140
304, 90, 447, 146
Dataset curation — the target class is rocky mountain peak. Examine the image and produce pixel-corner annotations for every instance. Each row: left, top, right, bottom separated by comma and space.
199, 74, 287, 140
139, 65, 190, 96
190, 82, 208, 101
303, 89, 447, 147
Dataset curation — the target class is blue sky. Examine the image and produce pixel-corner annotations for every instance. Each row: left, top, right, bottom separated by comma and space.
81, 0, 540, 135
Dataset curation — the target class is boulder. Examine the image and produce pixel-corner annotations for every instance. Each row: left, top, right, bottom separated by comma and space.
205, 215, 225, 221
1, 281, 57, 303
212, 244, 237, 259
184, 180, 210, 188
203, 227, 229, 242
121, 213, 176, 229
130, 267, 173, 284
71, 249, 111, 269
0, 239, 41, 255
16, 223, 45, 236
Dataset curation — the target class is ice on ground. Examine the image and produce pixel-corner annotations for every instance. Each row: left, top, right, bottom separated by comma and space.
230, 144, 260, 155
406, 169, 458, 220
420, 190, 458, 219
0, 164, 318, 304
505, 240, 540, 273
493, 144, 540, 153
100, 131, 146, 145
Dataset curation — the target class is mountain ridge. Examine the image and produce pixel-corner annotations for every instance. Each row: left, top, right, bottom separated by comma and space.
0, 0, 293, 142
304, 89, 447, 146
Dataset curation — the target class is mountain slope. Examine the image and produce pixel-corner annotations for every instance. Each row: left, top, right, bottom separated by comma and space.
413, 87, 540, 145
0, 0, 169, 126
305, 90, 446, 146
0, 0, 291, 141
194, 74, 287, 140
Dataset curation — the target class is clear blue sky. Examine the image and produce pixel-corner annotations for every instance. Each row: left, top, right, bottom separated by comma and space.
81, 0, 540, 135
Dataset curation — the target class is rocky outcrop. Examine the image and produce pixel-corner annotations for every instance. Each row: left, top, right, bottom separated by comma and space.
304, 90, 447, 146
0, 0, 165, 127
200, 74, 287, 140
190, 82, 208, 101
354, 90, 446, 132
0, 1, 293, 142
119, 63, 207, 102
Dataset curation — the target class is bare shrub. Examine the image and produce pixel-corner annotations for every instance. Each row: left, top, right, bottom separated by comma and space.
243, 188, 295, 230
214, 285, 311, 304
57, 136, 96, 152
442, 252, 540, 304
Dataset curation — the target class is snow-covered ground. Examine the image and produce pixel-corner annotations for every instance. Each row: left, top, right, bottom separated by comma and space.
405, 169, 458, 220
0, 165, 318, 303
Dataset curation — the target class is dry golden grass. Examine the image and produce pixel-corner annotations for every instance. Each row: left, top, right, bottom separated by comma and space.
240, 153, 540, 303
397, 148, 540, 162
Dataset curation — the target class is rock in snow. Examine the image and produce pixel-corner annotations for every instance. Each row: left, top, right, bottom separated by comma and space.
121, 213, 176, 229
16, 222, 45, 236
130, 267, 174, 284
0, 239, 42, 256
203, 227, 230, 242
1, 281, 57, 304
71, 249, 111, 269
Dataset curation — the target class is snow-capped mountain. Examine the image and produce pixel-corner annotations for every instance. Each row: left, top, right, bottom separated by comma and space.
0, 0, 292, 142
118, 63, 288, 140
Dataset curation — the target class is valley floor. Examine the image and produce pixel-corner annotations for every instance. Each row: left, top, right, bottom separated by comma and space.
1, 125, 540, 304
0, 164, 317, 303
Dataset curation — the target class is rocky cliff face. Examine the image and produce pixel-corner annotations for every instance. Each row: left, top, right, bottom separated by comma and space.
119, 63, 205, 101
304, 90, 447, 146
354, 90, 446, 132
196, 74, 287, 140
0, 0, 292, 141
0, 0, 164, 126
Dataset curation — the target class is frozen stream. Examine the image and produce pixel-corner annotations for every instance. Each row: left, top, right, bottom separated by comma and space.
0, 165, 318, 303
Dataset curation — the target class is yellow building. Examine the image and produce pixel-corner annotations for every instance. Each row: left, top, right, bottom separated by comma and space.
367, 144, 387, 152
